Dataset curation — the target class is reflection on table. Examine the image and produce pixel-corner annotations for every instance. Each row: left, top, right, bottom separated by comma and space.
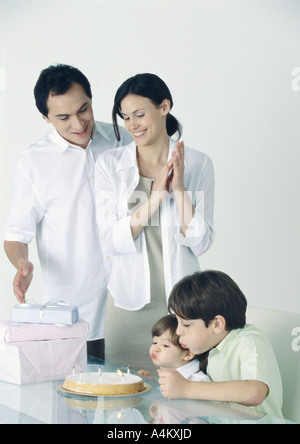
0, 357, 296, 424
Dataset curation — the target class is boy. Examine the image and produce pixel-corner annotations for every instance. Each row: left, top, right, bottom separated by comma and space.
158, 270, 283, 417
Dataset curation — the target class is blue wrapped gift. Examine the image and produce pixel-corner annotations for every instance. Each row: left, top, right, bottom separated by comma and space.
12, 301, 79, 326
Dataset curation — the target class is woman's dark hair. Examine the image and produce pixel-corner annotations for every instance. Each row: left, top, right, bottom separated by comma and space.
112, 73, 182, 141
34, 64, 92, 117
168, 270, 247, 331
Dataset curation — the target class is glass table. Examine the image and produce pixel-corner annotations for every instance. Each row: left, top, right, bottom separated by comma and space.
0, 357, 296, 425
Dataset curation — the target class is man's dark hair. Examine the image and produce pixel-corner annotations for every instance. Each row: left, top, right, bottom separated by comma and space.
34, 64, 92, 116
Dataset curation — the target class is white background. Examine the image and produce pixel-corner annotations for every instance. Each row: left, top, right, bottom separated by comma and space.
0, 0, 299, 321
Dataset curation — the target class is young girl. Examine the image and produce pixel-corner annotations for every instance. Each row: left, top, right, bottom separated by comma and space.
95, 73, 215, 370
139, 315, 210, 382
158, 270, 283, 418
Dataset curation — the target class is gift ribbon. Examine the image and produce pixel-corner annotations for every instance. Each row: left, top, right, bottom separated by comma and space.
18, 300, 74, 326
38, 302, 69, 321
19, 300, 69, 308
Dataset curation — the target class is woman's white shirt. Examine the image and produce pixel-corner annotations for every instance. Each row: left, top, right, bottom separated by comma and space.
95, 139, 215, 310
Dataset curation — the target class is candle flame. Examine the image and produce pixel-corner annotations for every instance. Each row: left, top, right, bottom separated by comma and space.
117, 369, 122, 376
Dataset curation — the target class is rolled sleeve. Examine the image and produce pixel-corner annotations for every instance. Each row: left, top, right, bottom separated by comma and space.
174, 153, 215, 256
4, 165, 44, 244
174, 210, 215, 256
112, 215, 141, 254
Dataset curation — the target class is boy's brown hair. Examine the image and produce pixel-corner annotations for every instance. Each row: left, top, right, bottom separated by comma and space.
168, 270, 247, 331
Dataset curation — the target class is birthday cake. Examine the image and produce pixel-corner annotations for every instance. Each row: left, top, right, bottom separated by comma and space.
63, 372, 144, 396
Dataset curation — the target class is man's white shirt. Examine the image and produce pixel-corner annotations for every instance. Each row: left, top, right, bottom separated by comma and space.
4, 122, 131, 339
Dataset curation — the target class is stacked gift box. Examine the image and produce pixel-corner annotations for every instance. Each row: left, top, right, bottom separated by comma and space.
0, 302, 88, 385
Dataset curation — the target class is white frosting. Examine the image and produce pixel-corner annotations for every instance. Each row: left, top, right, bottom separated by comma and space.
66, 372, 142, 386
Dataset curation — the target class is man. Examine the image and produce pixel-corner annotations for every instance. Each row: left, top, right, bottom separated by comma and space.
3, 64, 131, 358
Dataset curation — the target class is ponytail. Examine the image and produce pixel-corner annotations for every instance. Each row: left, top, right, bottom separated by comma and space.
166, 113, 182, 140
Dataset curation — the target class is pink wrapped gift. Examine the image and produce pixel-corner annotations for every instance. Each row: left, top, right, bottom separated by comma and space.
0, 337, 87, 385
0, 319, 88, 343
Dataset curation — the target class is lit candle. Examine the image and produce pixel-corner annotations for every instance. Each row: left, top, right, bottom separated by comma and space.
98, 366, 102, 383
117, 369, 124, 383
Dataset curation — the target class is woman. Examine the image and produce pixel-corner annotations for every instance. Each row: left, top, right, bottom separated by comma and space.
95, 73, 215, 370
